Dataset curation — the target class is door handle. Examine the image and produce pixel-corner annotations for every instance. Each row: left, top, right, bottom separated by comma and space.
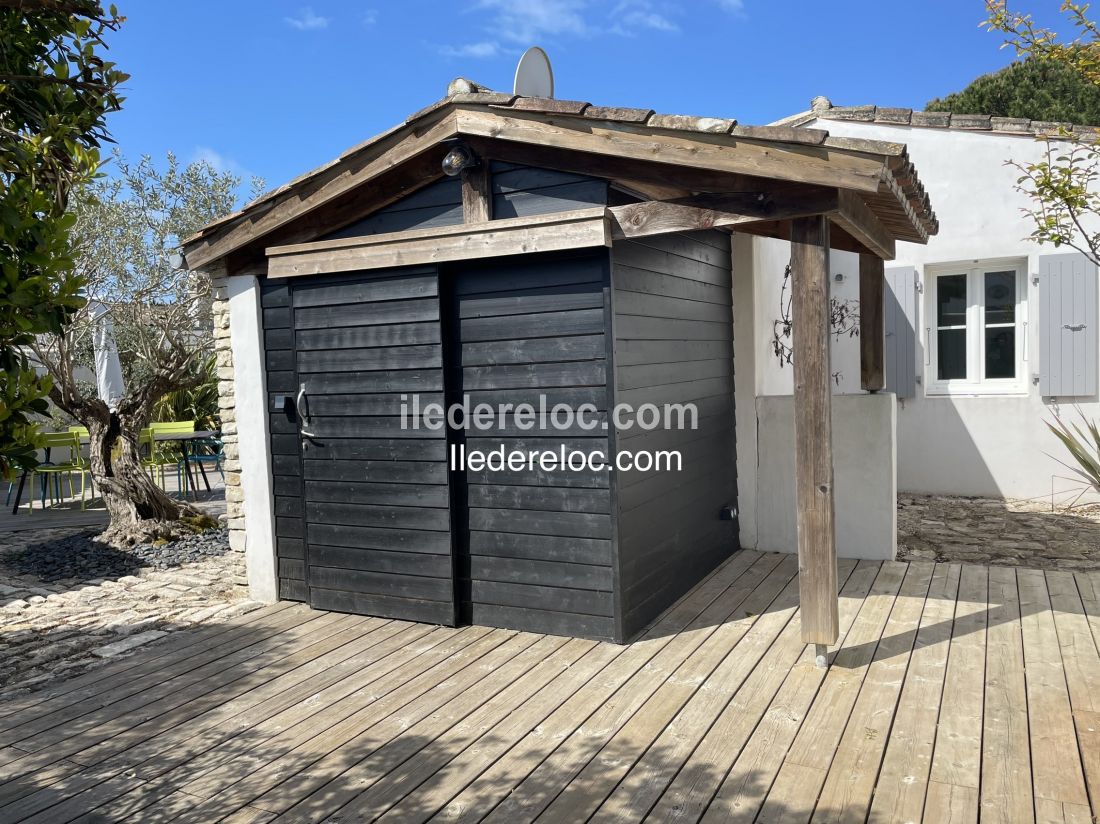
1064, 323, 1087, 332
296, 384, 317, 439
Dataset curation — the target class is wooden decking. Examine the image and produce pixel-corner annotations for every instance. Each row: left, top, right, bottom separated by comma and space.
0, 549, 1096, 822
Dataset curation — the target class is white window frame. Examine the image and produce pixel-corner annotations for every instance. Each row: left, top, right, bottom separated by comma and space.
925, 258, 1028, 396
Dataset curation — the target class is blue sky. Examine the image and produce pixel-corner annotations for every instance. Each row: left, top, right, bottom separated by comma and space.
102, 1, 1063, 201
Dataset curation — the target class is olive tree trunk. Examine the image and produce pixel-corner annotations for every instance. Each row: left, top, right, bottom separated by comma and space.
51, 391, 213, 547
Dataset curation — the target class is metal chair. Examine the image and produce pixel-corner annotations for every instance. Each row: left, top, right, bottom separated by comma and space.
28, 431, 89, 511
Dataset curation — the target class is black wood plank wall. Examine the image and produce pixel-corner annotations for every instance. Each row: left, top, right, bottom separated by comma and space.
611, 231, 738, 640
451, 251, 617, 641
490, 162, 608, 219
261, 280, 309, 602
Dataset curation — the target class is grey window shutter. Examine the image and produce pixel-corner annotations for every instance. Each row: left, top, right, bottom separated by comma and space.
884, 266, 918, 398
1040, 252, 1098, 397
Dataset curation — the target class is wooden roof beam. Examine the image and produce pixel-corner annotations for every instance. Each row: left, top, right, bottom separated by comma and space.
608, 190, 841, 239
830, 189, 896, 261
454, 107, 888, 195
185, 111, 460, 271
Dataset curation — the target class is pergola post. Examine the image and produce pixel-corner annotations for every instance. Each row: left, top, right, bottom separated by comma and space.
859, 253, 885, 392
790, 215, 839, 659
461, 165, 492, 223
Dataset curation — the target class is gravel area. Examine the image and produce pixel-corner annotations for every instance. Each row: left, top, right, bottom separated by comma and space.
5, 526, 231, 582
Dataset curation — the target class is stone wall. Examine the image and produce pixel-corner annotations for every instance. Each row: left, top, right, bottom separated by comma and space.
209, 262, 248, 593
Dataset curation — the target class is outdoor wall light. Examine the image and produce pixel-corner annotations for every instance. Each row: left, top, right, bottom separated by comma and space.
442, 143, 478, 177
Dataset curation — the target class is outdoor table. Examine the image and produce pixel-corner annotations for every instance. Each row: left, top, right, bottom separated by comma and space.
10, 429, 221, 514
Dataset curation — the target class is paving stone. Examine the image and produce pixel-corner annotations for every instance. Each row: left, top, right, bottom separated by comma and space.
898, 493, 1100, 570
0, 523, 247, 694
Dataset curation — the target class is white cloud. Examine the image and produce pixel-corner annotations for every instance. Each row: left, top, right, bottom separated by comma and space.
439, 41, 502, 59
610, 0, 679, 35
285, 6, 329, 30
439, 0, 683, 61
475, 0, 589, 43
362, 8, 378, 26
716, 0, 744, 13
191, 146, 253, 179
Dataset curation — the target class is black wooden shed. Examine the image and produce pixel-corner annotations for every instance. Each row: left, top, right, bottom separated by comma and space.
183, 83, 937, 646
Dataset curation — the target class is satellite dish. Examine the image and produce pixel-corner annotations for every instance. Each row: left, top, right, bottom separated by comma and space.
514, 47, 554, 98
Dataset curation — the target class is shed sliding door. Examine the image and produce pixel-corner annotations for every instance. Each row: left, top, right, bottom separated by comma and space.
450, 253, 617, 641
286, 267, 456, 625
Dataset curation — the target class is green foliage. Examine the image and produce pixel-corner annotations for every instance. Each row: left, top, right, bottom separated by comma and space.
982, 1, 1100, 263
926, 57, 1100, 124
0, 1, 127, 472
1046, 410, 1100, 490
150, 355, 219, 431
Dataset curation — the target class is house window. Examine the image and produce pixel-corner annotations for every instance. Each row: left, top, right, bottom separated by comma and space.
927, 260, 1027, 394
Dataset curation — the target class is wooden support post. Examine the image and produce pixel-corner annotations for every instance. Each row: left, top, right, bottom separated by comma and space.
791, 215, 840, 648
859, 253, 885, 392
461, 164, 492, 223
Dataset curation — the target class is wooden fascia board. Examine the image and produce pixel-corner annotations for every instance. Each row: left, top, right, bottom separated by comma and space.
184, 111, 461, 271
266, 207, 612, 278
453, 107, 888, 196
831, 189, 896, 261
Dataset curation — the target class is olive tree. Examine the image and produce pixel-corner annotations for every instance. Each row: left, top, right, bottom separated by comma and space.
31, 152, 262, 545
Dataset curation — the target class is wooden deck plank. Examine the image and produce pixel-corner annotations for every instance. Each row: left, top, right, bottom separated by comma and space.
1017, 568, 1090, 810
473, 553, 791, 824
0, 608, 339, 786
0, 605, 323, 753
587, 562, 861, 823
697, 561, 886, 824
83, 625, 499, 823
752, 560, 909, 823
156, 630, 533, 820
923, 563, 989, 824
1073, 571, 1100, 653
0, 602, 297, 728
330, 638, 612, 821
478, 555, 798, 824
646, 560, 877, 824
200, 634, 569, 824
811, 561, 936, 822
1047, 570, 1100, 813
0, 619, 439, 818
423, 551, 768, 824
0, 612, 371, 822
0, 553, 1087, 824
866, 563, 960, 823
979, 566, 1034, 824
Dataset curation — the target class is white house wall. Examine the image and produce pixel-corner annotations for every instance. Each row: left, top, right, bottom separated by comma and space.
752, 117, 1100, 503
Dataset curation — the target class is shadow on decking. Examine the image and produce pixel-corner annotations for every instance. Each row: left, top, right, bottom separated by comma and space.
0, 599, 821, 824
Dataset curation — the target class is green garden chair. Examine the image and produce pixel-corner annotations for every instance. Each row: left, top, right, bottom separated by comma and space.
29, 431, 89, 511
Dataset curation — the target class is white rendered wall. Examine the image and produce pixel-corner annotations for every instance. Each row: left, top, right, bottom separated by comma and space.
227, 275, 278, 601
753, 119, 1100, 503
755, 393, 897, 560
731, 233, 759, 550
